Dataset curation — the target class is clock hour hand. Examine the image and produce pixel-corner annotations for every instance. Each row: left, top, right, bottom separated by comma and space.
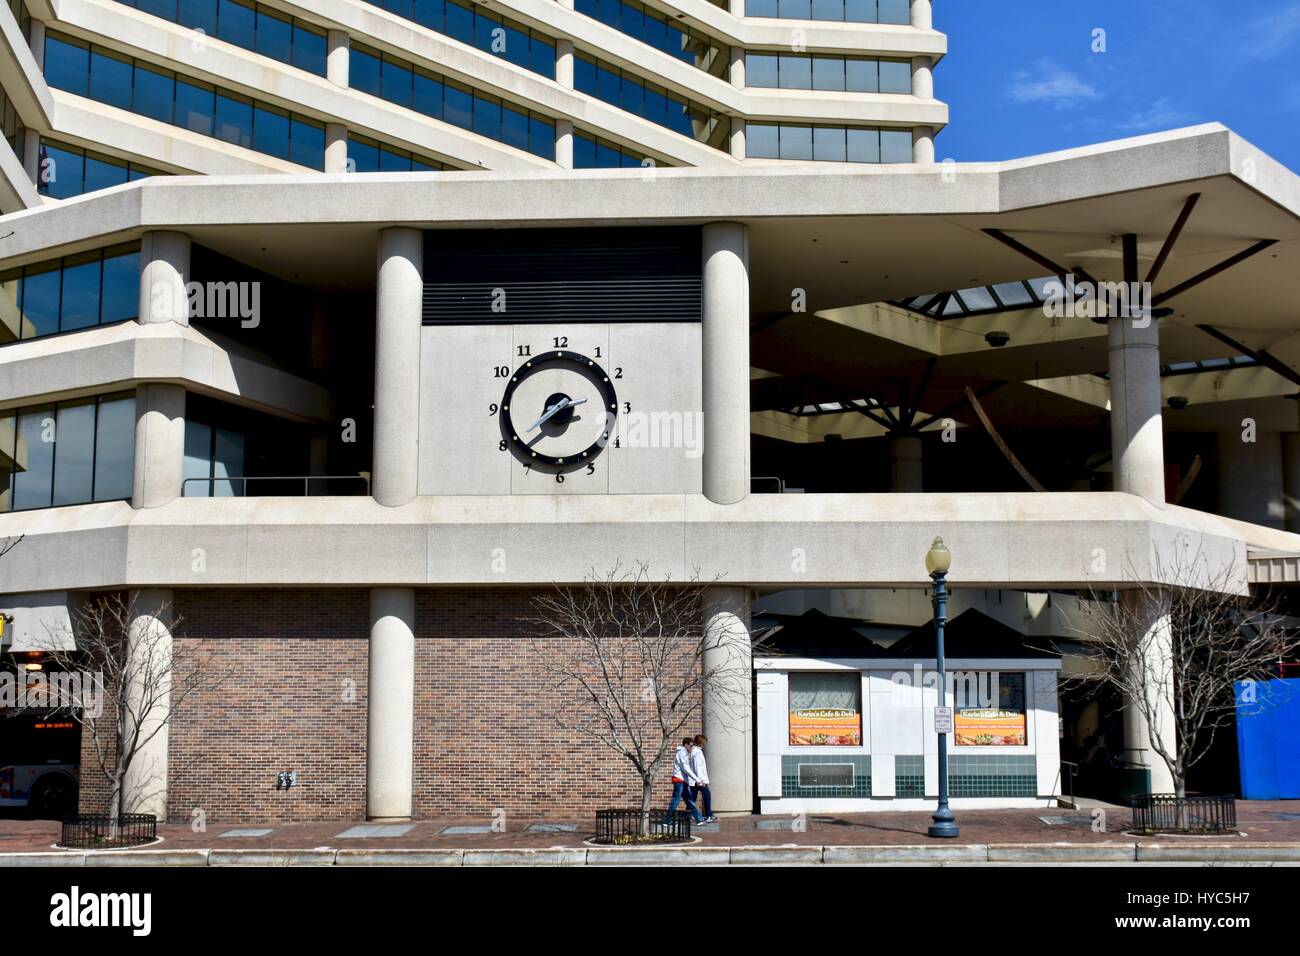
528, 396, 587, 432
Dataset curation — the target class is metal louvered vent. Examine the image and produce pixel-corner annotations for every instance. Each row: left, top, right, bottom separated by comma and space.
798, 764, 855, 788
422, 226, 702, 324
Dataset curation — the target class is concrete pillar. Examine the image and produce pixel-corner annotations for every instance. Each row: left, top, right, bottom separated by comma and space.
702, 587, 753, 813
23, 132, 40, 187
373, 228, 423, 507
911, 0, 932, 29
29, 20, 45, 70
367, 587, 416, 820
556, 38, 575, 88
729, 119, 746, 161
728, 0, 744, 15
138, 231, 191, 325
912, 127, 935, 165
555, 119, 574, 169
1283, 429, 1300, 533
890, 434, 923, 492
1217, 429, 1285, 529
702, 222, 750, 505
132, 383, 185, 509
122, 588, 173, 819
325, 123, 349, 173
729, 47, 745, 88
1107, 240, 1165, 502
1120, 592, 1176, 795
911, 56, 933, 99
327, 29, 349, 87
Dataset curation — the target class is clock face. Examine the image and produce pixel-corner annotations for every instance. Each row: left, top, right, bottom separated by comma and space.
500, 350, 618, 468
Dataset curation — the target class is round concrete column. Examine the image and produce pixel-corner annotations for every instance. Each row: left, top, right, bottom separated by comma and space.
1120, 591, 1176, 794
30, 20, 45, 70
138, 231, 191, 325
132, 383, 186, 508
911, 56, 934, 99
1217, 429, 1285, 529
890, 434, 923, 492
911, 0, 932, 29
122, 589, 173, 819
327, 30, 349, 87
702, 222, 750, 505
556, 38, 575, 88
912, 126, 935, 164
728, 0, 745, 15
729, 119, 746, 161
1283, 430, 1300, 532
555, 120, 574, 169
325, 123, 349, 173
1107, 315, 1165, 501
373, 228, 423, 507
367, 587, 416, 820
702, 587, 754, 813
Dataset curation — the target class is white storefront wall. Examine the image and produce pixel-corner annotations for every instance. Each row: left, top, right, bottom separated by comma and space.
756, 657, 1062, 814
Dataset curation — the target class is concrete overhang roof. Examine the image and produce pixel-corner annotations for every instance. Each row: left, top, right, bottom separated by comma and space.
0, 490, 1292, 594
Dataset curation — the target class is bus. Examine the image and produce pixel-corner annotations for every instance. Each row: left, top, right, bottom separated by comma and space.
0, 713, 80, 818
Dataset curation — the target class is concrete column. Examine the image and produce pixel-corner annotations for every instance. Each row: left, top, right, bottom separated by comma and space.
728, 0, 745, 15
138, 231, 191, 325
122, 588, 173, 819
729, 47, 745, 88
555, 119, 574, 169
911, 56, 933, 98
1217, 429, 1285, 529
132, 383, 185, 509
367, 588, 416, 820
325, 123, 349, 173
702, 222, 750, 505
912, 127, 935, 165
556, 39, 575, 88
1120, 592, 1176, 794
1107, 240, 1165, 502
890, 434, 923, 491
373, 228, 423, 507
23, 132, 40, 186
729, 119, 746, 161
702, 587, 753, 813
1283, 429, 1300, 533
327, 30, 349, 87
911, 0, 932, 29
29, 20, 45, 70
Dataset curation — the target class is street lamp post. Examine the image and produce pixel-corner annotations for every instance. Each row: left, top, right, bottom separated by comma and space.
926, 536, 959, 839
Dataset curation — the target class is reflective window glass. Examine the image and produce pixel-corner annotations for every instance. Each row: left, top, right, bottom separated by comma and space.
176, 78, 216, 135
254, 7, 294, 65
133, 63, 176, 124
212, 428, 244, 496
379, 146, 412, 172
844, 0, 876, 21
413, 0, 445, 32
746, 53, 779, 88
414, 69, 444, 119
811, 0, 842, 19
781, 124, 813, 160
39, 142, 85, 199
813, 56, 845, 91
780, 55, 812, 90
877, 0, 909, 23
252, 103, 290, 159
348, 136, 379, 172
21, 263, 61, 339
444, 81, 473, 129
177, 0, 219, 34
501, 105, 529, 151
51, 401, 95, 506
44, 35, 90, 96
290, 116, 324, 170
85, 154, 131, 193
350, 47, 382, 97
846, 127, 880, 163
747, 122, 779, 159
215, 92, 254, 148
382, 57, 414, 108
101, 247, 141, 324
59, 252, 102, 332
293, 23, 327, 75
183, 420, 213, 496
846, 58, 877, 93
881, 128, 913, 162
89, 49, 133, 111
217, 0, 256, 49
529, 115, 554, 159
473, 94, 502, 140
445, 0, 474, 44
12, 407, 55, 510
93, 395, 135, 501
813, 125, 846, 161
879, 59, 912, 94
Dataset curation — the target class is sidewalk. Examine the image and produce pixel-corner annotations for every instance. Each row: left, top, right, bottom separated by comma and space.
3, 802, 1299, 865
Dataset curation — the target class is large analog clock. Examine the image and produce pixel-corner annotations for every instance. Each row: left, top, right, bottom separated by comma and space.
499, 350, 618, 468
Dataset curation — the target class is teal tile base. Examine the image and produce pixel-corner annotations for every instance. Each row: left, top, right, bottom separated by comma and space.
781, 754, 870, 798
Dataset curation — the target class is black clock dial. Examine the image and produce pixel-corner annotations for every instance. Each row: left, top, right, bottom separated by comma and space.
499, 350, 618, 467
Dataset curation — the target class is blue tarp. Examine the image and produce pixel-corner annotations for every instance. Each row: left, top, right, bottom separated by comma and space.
1235, 678, 1300, 799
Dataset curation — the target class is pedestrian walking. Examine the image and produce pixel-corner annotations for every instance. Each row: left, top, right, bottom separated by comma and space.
665, 736, 703, 825
691, 734, 717, 822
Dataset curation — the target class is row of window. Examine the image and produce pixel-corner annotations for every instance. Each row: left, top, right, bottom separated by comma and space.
574, 132, 651, 168
747, 122, 913, 162
363, 0, 556, 79
111, 0, 328, 76
0, 244, 141, 345
183, 419, 244, 497
575, 54, 729, 149
348, 134, 445, 172
351, 44, 555, 160
44, 32, 329, 169
38, 139, 164, 199
0, 394, 135, 512
574, 0, 728, 78
747, 0, 911, 23
746, 52, 912, 94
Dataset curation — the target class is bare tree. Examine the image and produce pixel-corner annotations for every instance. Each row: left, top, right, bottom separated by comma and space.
527, 563, 754, 835
38, 592, 233, 824
1068, 539, 1299, 802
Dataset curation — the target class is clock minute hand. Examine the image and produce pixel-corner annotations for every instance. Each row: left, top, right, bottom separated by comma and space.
527, 396, 587, 432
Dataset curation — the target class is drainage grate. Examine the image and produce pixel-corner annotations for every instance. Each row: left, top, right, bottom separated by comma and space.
336, 824, 416, 839
440, 824, 494, 835
219, 828, 275, 838
525, 823, 579, 833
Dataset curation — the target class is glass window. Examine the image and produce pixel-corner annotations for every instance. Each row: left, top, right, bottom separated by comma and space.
21, 262, 61, 339
92, 395, 135, 501
746, 53, 779, 88
881, 128, 912, 163
51, 401, 95, 507
956, 287, 998, 312
138, 0, 179, 19
85, 154, 130, 193
0, 412, 14, 511
444, 81, 473, 129
0, 270, 21, 344
777, 0, 812, 18
530, 37, 556, 78
595, 139, 621, 168
529, 115, 554, 160
813, 56, 845, 91
133, 63, 176, 124
379, 146, 412, 172
501, 104, 529, 151
620, 77, 645, 117
382, 56, 414, 108
101, 246, 141, 324
350, 46, 382, 97
781, 124, 813, 160
292, 22, 327, 75
39, 142, 85, 199
473, 94, 502, 140
178, 0, 219, 35
474, 13, 497, 57
413, 0, 444, 32
348, 135, 379, 172
215, 92, 254, 148
847, 126, 879, 163
574, 55, 597, 95
413, 69, 443, 119
879, 59, 912, 94
573, 133, 596, 168
811, 0, 842, 20
412, 158, 440, 172
747, 122, 779, 159
780, 54, 812, 90
212, 427, 244, 497
992, 282, 1035, 308
877, 0, 909, 24
176, 78, 216, 136
788, 672, 862, 746
252, 103, 290, 160
596, 64, 621, 104
44, 35, 90, 96
59, 251, 102, 332
747, 0, 778, 15
642, 85, 667, 127
254, 6, 294, 65
289, 116, 324, 170
845, 58, 878, 93
844, 0, 876, 21
444, 0, 474, 44
217, 0, 256, 50
12, 407, 55, 511
813, 125, 846, 162
183, 420, 213, 496
89, 49, 133, 111
503, 25, 530, 69
954, 672, 1027, 747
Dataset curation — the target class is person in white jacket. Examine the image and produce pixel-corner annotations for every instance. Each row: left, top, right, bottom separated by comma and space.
691, 734, 717, 822
664, 737, 703, 824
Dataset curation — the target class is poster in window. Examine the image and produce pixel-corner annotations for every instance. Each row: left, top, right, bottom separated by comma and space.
955, 672, 1026, 746
788, 672, 862, 746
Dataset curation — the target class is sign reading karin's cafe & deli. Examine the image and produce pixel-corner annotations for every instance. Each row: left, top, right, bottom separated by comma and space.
954, 708, 1027, 746
789, 707, 862, 746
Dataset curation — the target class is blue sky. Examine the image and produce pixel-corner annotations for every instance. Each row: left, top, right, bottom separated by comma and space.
933, 0, 1300, 168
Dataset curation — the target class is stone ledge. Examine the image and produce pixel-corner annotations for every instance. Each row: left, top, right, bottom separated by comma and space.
823, 844, 988, 864
85, 849, 211, 867
335, 849, 465, 866
1136, 843, 1300, 863
987, 843, 1137, 863
462, 848, 587, 866
0, 851, 87, 867
206, 849, 338, 866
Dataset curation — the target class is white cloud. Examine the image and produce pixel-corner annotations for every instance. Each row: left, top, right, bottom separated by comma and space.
1117, 97, 1190, 131
1239, 4, 1300, 60
1007, 59, 1099, 108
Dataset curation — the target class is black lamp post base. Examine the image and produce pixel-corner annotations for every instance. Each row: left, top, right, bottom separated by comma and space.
929, 805, 960, 838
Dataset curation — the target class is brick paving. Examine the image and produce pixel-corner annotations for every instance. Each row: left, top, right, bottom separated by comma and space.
2, 801, 1298, 856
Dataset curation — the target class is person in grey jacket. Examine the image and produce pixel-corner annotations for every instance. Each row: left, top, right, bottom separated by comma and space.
664, 737, 703, 824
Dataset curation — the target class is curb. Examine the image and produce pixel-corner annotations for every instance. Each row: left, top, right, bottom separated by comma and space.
729, 845, 825, 865
0, 852, 87, 867
462, 848, 587, 867
585, 846, 731, 866
824, 844, 987, 864
86, 850, 211, 867
987, 843, 1138, 863
335, 849, 464, 866
207, 849, 338, 867
1137, 843, 1300, 863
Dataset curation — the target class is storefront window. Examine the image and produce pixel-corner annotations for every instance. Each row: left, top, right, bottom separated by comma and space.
954, 671, 1027, 746
789, 672, 862, 745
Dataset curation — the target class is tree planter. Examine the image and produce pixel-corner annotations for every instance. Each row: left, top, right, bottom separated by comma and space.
58, 814, 158, 849
1130, 794, 1236, 835
593, 809, 693, 845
